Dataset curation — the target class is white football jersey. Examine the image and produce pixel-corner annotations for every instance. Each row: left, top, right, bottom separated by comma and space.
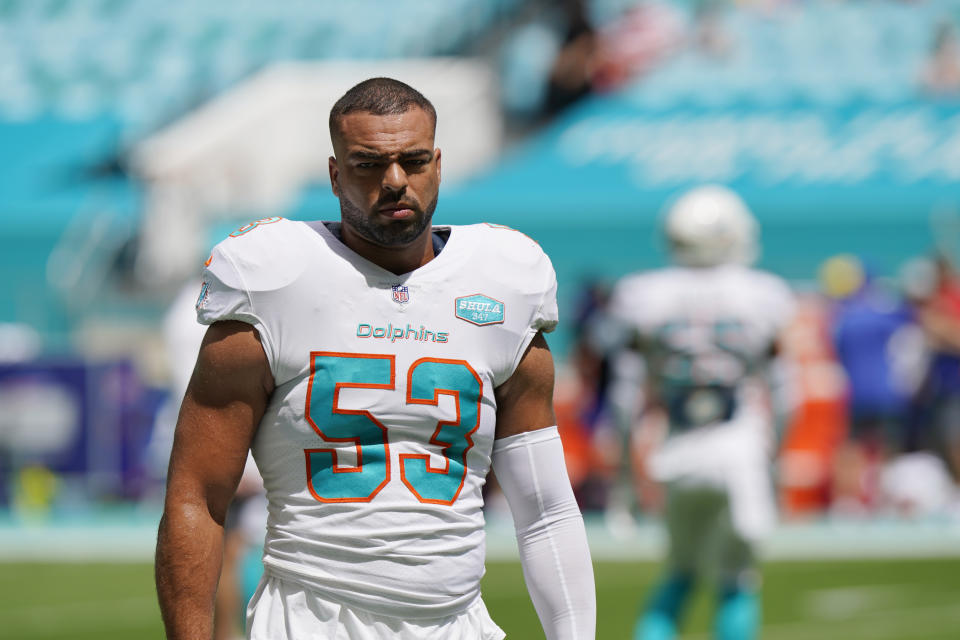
609, 264, 794, 428
196, 218, 557, 619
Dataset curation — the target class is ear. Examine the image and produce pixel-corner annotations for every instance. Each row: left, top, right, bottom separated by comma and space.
328, 156, 340, 197
434, 148, 442, 184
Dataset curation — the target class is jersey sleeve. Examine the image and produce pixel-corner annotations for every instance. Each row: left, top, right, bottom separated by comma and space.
607, 278, 632, 326
760, 273, 797, 334
194, 242, 278, 376
482, 226, 559, 386
533, 256, 559, 334
503, 241, 559, 385
608, 274, 656, 334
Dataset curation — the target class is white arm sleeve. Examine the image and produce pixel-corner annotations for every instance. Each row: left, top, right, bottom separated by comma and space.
491, 427, 596, 640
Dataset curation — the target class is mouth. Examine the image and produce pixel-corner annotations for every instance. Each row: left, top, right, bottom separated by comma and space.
378, 204, 416, 220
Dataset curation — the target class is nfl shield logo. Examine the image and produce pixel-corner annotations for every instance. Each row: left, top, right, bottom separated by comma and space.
391, 284, 410, 304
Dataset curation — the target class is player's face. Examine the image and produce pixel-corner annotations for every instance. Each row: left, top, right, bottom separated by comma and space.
329, 108, 441, 248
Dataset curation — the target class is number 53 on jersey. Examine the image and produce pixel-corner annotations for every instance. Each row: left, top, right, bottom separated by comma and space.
304, 352, 482, 506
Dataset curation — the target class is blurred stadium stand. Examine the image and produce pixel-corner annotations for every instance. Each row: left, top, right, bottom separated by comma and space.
0, 0, 520, 128
0, 0, 523, 350
2, 0, 960, 534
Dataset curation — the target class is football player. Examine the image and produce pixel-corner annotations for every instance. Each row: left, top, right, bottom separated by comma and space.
609, 185, 795, 640
155, 78, 595, 640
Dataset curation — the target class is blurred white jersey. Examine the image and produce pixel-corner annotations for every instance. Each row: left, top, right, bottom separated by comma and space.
610, 264, 794, 428
196, 218, 557, 619
610, 264, 794, 540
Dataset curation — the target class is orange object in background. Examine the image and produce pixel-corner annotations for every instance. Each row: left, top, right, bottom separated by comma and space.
777, 295, 849, 517
553, 368, 598, 492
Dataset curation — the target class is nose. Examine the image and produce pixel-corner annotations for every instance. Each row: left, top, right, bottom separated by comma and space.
382, 161, 407, 194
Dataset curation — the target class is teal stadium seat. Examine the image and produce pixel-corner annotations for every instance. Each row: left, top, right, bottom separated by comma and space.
0, 0, 524, 342
620, 0, 951, 108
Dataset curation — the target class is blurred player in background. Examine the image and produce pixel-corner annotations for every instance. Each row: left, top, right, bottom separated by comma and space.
609, 185, 795, 640
155, 78, 595, 640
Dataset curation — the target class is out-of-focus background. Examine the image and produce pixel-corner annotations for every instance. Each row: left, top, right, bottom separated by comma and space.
2, 0, 960, 638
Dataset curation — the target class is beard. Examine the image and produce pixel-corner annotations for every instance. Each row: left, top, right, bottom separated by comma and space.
338, 188, 438, 248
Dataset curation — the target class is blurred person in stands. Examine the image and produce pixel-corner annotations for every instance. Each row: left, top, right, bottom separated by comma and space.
155, 78, 595, 640
569, 279, 616, 436
903, 255, 960, 486
609, 185, 794, 640
591, 1, 685, 93
920, 19, 960, 96
565, 278, 645, 516
543, 0, 599, 117
537, 0, 686, 118
819, 255, 919, 516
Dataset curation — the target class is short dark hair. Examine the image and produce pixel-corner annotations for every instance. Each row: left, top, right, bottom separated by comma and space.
329, 77, 437, 141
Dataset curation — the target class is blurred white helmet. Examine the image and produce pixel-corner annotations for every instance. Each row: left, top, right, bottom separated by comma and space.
663, 184, 758, 267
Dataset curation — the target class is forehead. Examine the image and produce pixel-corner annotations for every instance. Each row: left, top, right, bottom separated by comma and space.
336, 108, 435, 154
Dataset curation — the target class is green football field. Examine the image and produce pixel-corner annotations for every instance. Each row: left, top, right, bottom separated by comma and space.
2, 558, 958, 639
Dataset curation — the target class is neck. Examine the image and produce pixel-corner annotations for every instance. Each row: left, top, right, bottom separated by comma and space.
340, 225, 436, 275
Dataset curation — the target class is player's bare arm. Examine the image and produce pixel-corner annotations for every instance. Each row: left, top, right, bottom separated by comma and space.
494, 331, 557, 440
156, 320, 274, 640
492, 331, 597, 639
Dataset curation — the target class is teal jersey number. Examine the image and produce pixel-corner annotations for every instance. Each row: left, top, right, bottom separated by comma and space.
655, 318, 749, 386
304, 353, 482, 506
304, 353, 394, 503
402, 358, 482, 505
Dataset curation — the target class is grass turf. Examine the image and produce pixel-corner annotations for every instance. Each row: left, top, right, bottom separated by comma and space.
1, 558, 958, 639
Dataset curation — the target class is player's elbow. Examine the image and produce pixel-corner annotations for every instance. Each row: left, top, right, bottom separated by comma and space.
161, 492, 229, 531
